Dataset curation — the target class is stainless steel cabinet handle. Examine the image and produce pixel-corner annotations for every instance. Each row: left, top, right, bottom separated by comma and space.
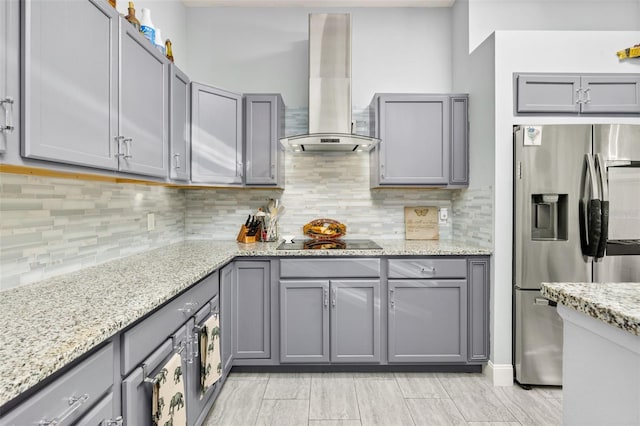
389, 288, 395, 308
323, 288, 328, 307
123, 138, 133, 159
178, 301, 198, 314
38, 394, 89, 425
584, 88, 591, 104
271, 163, 275, 179
114, 135, 125, 158
0, 97, 14, 132
331, 288, 336, 307
174, 152, 181, 169
102, 417, 124, 426
575, 88, 582, 104
420, 266, 436, 274
238, 162, 243, 177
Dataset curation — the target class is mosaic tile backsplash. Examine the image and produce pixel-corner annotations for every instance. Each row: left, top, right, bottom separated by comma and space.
0, 107, 494, 290
0, 173, 185, 290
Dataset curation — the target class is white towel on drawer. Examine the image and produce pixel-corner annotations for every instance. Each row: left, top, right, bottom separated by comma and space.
200, 313, 222, 398
152, 352, 186, 426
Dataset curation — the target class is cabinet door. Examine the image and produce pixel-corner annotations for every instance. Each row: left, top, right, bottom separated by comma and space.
233, 261, 271, 359
244, 94, 284, 186
0, 0, 19, 156
468, 258, 490, 362
119, 21, 168, 178
191, 83, 243, 184
449, 96, 469, 186
330, 280, 380, 363
377, 94, 449, 185
220, 263, 234, 374
516, 74, 581, 113
280, 280, 330, 363
22, 0, 119, 170
388, 280, 467, 363
581, 75, 640, 114
169, 64, 190, 181
74, 393, 114, 425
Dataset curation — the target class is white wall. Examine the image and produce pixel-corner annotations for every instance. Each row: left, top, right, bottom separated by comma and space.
117, 0, 190, 73
185, 7, 453, 107
491, 30, 640, 381
469, 0, 640, 51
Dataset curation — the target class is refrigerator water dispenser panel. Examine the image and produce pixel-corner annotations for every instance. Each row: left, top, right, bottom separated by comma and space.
531, 194, 568, 240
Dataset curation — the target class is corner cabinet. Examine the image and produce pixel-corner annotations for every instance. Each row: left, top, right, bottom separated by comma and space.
369, 93, 469, 188
516, 73, 640, 115
244, 94, 285, 187
191, 83, 243, 185
169, 64, 191, 181
21, 1, 168, 178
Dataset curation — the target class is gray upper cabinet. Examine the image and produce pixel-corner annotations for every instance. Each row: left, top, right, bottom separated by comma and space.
280, 280, 330, 363
388, 279, 467, 363
233, 261, 271, 359
0, 0, 19, 157
169, 64, 190, 181
191, 83, 243, 185
119, 22, 168, 178
22, 0, 119, 170
330, 279, 380, 363
244, 94, 285, 187
516, 73, 640, 114
369, 93, 469, 188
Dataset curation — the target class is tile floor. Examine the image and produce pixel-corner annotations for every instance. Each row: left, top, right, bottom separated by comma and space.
203, 372, 563, 426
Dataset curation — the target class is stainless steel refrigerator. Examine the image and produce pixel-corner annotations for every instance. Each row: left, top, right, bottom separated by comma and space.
513, 124, 640, 387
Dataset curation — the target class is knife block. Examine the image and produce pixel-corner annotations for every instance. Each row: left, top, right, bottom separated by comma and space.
236, 225, 258, 244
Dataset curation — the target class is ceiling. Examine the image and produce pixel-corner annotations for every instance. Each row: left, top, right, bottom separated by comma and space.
183, 0, 455, 7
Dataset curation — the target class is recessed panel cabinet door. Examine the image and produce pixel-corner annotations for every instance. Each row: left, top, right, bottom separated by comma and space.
280, 280, 330, 363
191, 83, 243, 184
581, 75, 640, 114
119, 23, 168, 178
388, 280, 467, 363
169, 64, 190, 181
330, 280, 380, 363
22, 0, 119, 170
233, 261, 271, 359
516, 74, 581, 113
378, 95, 450, 185
244, 94, 284, 186
221, 264, 234, 374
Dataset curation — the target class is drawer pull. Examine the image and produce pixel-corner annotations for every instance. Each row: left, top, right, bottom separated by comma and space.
38, 393, 89, 425
178, 301, 199, 315
419, 266, 436, 274
103, 416, 124, 426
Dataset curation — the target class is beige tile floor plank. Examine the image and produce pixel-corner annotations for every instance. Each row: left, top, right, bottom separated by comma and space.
494, 386, 562, 426
394, 372, 449, 399
263, 373, 311, 400
354, 379, 415, 426
405, 399, 467, 425
203, 379, 267, 426
255, 399, 309, 426
309, 373, 360, 420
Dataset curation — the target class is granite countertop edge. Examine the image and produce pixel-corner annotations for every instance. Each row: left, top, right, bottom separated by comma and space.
0, 239, 490, 407
541, 282, 640, 337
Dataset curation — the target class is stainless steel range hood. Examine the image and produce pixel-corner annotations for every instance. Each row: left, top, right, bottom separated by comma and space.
280, 13, 380, 152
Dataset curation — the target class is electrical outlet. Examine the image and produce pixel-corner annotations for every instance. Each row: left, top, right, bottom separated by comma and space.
439, 208, 448, 225
147, 213, 155, 231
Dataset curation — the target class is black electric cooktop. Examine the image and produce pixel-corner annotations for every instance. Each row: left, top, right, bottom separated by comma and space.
276, 239, 383, 250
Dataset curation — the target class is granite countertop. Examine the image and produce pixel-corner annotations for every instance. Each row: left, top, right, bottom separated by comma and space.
541, 282, 640, 336
0, 239, 490, 407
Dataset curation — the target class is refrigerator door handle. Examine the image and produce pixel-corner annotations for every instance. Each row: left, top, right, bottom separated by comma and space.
595, 154, 609, 260
579, 154, 602, 257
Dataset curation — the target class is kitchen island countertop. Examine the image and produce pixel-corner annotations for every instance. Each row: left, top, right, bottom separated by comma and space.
0, 239, 490, 408
541, 282, 640, 336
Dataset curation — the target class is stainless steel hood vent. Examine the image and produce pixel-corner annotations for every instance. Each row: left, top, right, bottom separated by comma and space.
280, 13, 380, 152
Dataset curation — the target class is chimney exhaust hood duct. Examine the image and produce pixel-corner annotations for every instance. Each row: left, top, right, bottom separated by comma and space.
280, 13, 380, 152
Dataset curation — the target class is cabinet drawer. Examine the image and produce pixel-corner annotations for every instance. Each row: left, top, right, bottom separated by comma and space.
75, 392, 114, 425
1, 342, 114, 425
122, 272, 218, 375
280, 258, 380, 278
388, 258, 467, 279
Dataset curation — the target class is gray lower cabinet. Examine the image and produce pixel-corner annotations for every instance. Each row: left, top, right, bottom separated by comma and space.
280, 279, 381, 363
191, 83, 243, 185
280, 280, 330, 363
21, 0, 120, 170
468, 257, 490, 362
0, 0, 19, 157
516, 73, 640, 114
0, 342, 116, 425
388, 279, 467, 363
220, 263, 234, 374
244, 94, 285, 187
233, 261, 271, 359
369, 93, 469, 188
169, 64, 191, 181
75, 392, 115, 425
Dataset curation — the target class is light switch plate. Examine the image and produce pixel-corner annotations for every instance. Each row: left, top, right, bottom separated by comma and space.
439, 208, 448, 225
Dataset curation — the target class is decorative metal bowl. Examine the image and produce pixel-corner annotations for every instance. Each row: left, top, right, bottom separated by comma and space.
303, 219, 347, 240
